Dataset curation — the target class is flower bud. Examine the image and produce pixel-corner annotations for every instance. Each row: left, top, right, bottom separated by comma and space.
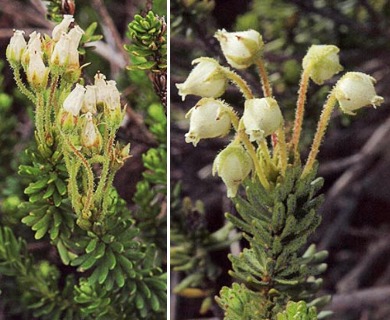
105, 80, 123, 128
81, 112, 102, 151
176, 57, 228, 101
81, 85, 97, 114
26, 51, 48, 89
51, 33, 70, 67
334, 72, 384, 115
27, 32, 43, 55
68, 25, 84, 68
94, 72, 107, 104
52, 15, 74, 41
105, 80, 121, 111
243, 97, 283, 142
63, 84, 86, 116
302, 45, 343, 85
212, 142, 252, 198
185, 98, 232, 146
21, 32, 43, 68
214, 29, 264, 69
6, 30, 27, 65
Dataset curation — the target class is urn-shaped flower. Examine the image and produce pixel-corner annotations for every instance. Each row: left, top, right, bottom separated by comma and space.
242, 97, 283, 142
63, 84, 86, 116
213, 142, 252, 198
185, 98, 232, 146
302, 45, 343, 85
176, 58, 227, 101
334, 72, 384, 115
214, 29, 264, 69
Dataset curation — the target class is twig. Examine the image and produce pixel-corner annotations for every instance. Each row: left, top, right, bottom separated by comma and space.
318, 115, 390, 241
86, 41, 127, 69
91, 0, 129, 66
328, 286, 390, 311
0, 0, 52, 28
336, 235, 390, 293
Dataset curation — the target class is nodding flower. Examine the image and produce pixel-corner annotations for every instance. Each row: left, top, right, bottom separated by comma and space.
334, 72, 384, 115
176, 57, 228, 101
302, 45, 343, 85
242, 97, 283, 142
213, 142, 253, 198
185, 98, 232, 146
214, 29, 264, 70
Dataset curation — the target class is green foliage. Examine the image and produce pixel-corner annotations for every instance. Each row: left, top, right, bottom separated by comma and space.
19, 148, 74, 243
171, 186, 240, 314
125, 11, 167, 72
276, 301, 317, 320
216, 283, 268, 320
133, 103, 167, 251
45, 0, 66, 23
125, 11, 167, 107
217, 164, 331, 319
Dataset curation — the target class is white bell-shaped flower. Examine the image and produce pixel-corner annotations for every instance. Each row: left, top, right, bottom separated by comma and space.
185, 98, 232, 146
242, 97, 283, 142
82, 85, 97, 114
51, 33, 71, 66
63, 84, 86, 116
81, 112, 102, 150
27, 32, 42, 55
52, 15, 74, 41
213, 142, 252, 198
26, 51, 48, 88
94, 72, 108, 104
302, 45, 343, 85
214, 29, 264, 69
105, 80, 121, 111
68, 25, 84, 68
6, 30, 27, 64
335, 72, 384, 115
176, 57, 227, 101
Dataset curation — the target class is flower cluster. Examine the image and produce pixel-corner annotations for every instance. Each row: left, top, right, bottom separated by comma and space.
177, 29, 384, 197
7, 15, 83, 90
6, 16, 129, 229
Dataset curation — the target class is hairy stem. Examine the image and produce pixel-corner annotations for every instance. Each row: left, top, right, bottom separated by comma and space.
255, 58, 272, 97
292, 67, 312, 162
65, 138, 95, 221
276, 125, 288, 175
237, 121, 270, 190
302, 92, 337, 177
223, 68, 254, 100
13, 68, 36, 103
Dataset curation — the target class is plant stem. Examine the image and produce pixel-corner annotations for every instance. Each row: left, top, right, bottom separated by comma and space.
276, 125, 288, 175
291, 67, 311, 162
65, 138, 95, 221
35, 93, 45, 145
223, 68, 254, 100
225, 108, 240, 131
255, 58, 272, 97
13, 68, 36, 103
47, 76, 59, 130
237, 121, 270, 190
302, 91, 337, 177
259, 139, 272, 165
